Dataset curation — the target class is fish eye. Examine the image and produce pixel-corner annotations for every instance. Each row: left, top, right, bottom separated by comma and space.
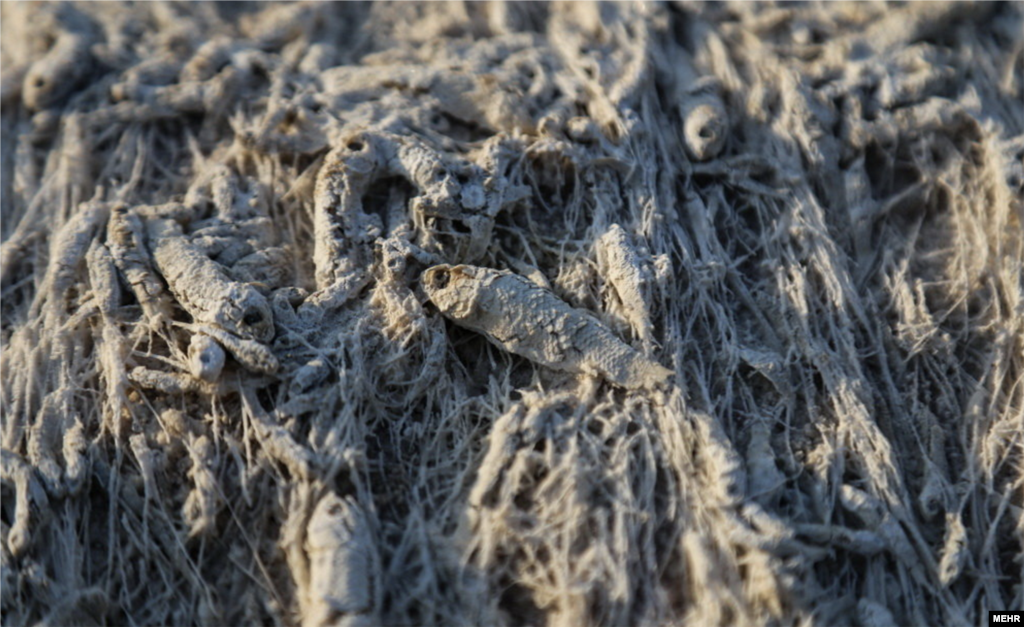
242, 309, 263, 326
429, 269, 449, 290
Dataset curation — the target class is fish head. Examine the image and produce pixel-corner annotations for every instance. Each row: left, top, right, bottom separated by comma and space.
422, 264, 480, 320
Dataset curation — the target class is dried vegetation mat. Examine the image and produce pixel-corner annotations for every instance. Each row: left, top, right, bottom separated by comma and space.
1, 2, 1023, 626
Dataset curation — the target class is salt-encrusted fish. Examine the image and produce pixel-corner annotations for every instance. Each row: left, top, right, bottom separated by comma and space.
423, 264, 672, 389
596, 224, 655, 346
22, 14, 95, 111
146, 218, 274, 343
305, 493, 378, 627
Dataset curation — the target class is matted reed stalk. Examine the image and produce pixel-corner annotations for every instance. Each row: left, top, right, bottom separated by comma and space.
2, 2, 1021, 625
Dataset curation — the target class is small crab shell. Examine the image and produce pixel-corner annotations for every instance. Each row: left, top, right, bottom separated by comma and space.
423, 264, 672, 389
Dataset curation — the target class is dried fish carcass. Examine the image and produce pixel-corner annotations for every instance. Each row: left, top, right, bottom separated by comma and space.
422, 264, 672, 389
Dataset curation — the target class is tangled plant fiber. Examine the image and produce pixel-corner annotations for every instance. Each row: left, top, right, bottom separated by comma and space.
1, 2, 1022, 626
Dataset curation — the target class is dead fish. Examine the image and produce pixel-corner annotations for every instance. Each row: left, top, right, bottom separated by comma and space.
423, 264, 672, 389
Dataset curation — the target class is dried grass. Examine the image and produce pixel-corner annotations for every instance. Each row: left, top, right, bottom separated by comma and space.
1, 2, 1022, 626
